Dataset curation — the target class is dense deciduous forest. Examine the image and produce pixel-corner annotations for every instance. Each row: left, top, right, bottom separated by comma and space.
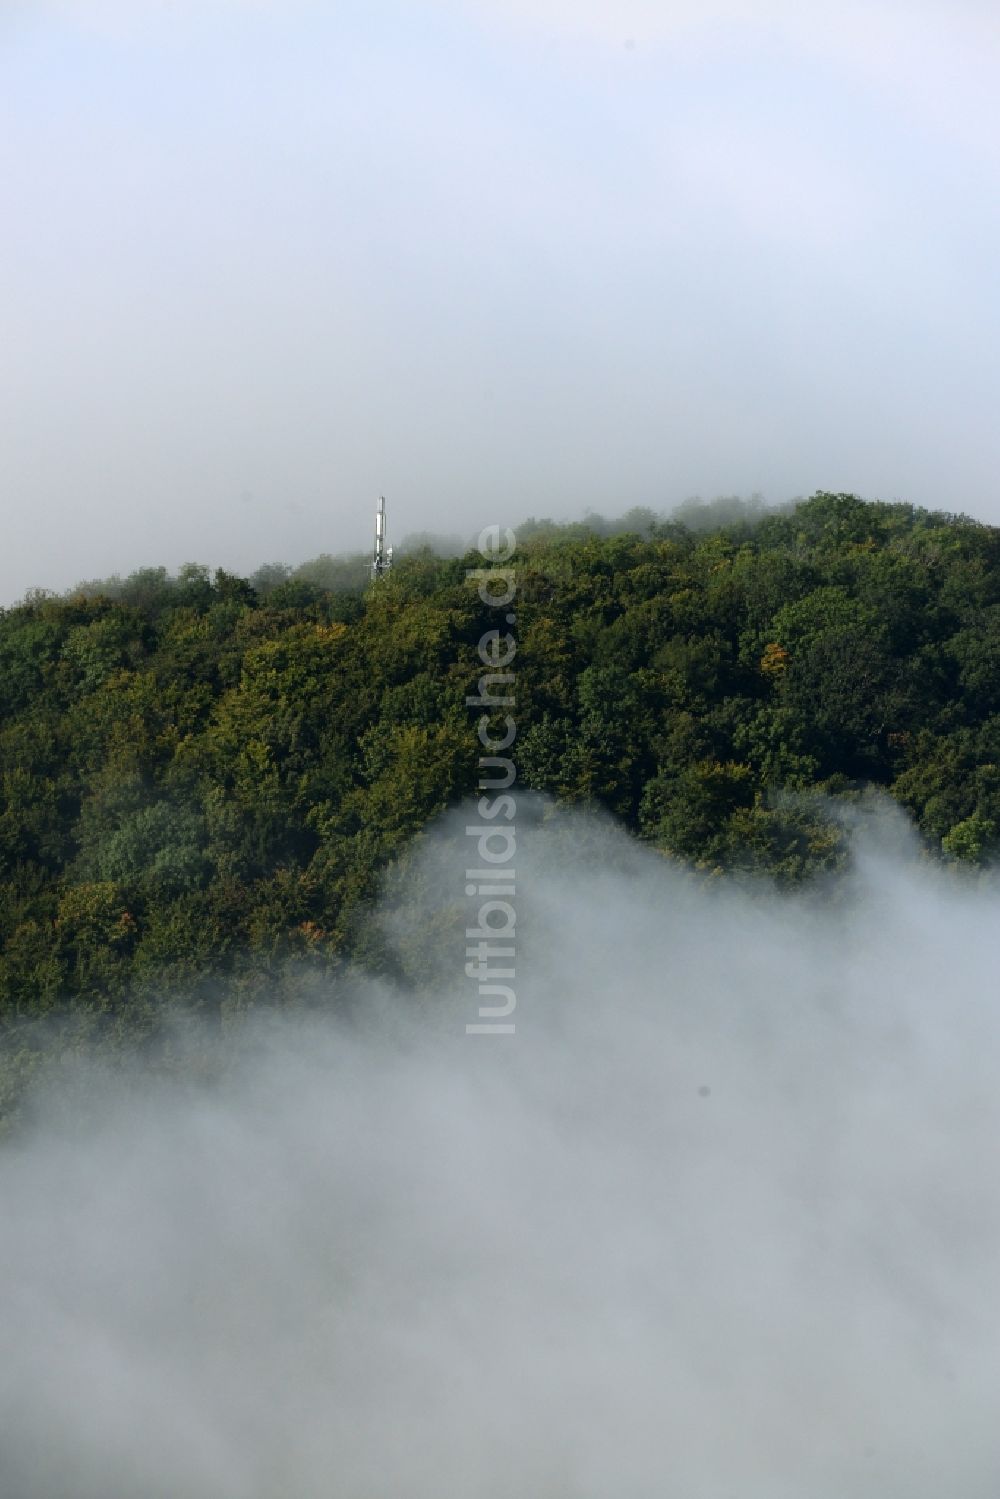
2, 490, 999, 1099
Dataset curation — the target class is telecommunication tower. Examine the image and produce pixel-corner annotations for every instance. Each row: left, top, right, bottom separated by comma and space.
372, 495, 393, 581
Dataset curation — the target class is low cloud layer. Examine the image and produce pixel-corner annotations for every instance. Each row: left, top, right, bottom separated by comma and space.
2, 800, 999, 1496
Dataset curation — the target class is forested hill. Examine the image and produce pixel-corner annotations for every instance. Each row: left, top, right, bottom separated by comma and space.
3, 491, 1000, 1030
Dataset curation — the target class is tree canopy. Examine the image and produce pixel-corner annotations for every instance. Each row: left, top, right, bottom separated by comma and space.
2, 492, 998, 1094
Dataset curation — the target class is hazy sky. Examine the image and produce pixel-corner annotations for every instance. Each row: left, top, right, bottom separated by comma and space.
3, 0, 1000, 600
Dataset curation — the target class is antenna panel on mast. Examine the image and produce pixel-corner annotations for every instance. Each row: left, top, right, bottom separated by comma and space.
372, 495, 392, 581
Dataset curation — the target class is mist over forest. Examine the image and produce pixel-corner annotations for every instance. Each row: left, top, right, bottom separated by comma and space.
64, 494, 792, 608
6, 0, 1000, 1488
3, 486, 1000, 1491
4, 489, 1000, 1105
3, 802, 1000, 1497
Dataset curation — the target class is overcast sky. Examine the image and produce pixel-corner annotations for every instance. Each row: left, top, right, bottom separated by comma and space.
3, 0, 1000, 600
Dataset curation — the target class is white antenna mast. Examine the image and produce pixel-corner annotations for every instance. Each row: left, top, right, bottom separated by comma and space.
372, 494, 393, 581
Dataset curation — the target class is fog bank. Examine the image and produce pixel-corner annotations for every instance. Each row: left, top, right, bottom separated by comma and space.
2, 801, 999, 1496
